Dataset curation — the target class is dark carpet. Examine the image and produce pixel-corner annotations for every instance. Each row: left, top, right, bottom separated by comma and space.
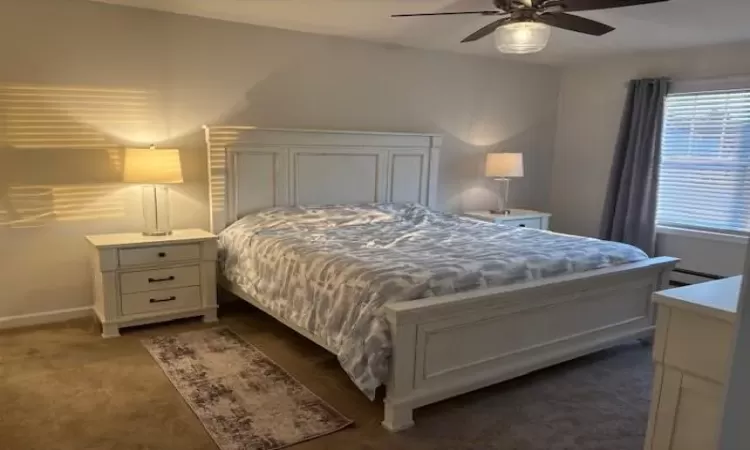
0, 302, 653, 450
403, 342, 652, 450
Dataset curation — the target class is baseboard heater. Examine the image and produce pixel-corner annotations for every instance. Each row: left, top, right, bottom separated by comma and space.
669, 268, 724, 287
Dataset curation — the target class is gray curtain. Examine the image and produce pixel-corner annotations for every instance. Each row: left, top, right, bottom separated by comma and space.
599, 78, 671, 256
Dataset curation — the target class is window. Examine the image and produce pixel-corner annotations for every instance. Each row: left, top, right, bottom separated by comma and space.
657, 89, 750, 235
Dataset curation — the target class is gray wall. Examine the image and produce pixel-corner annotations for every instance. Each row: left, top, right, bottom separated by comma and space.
550, 42, 750, 276
0, 0, 561, 320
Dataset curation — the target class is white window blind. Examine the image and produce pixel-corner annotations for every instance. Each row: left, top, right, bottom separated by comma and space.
657, 89, 750, 235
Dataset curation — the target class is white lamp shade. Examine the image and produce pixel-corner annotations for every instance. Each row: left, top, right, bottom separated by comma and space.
495, 22, 551, 54
123, 148, 183, 184
485, 153, 524, 178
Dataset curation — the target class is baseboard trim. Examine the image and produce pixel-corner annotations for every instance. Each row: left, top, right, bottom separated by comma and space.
0, 306, 93, 331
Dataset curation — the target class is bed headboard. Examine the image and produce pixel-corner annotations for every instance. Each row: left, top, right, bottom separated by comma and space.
204, 127, 442, 233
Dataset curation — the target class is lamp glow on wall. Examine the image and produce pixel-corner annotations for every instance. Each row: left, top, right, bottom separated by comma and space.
123, 147, 183, 236
485, 153, 524, 214
495, 21, 551, 54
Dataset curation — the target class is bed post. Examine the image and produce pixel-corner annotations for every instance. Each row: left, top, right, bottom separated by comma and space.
649, 263, 674, 326
427, 136, 441, 209
641, 263, 675, 347
382, 309, 418, 432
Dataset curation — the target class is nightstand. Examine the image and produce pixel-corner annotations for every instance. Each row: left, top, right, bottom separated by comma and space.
86, 229, 218, 338
464, 209, 551, 230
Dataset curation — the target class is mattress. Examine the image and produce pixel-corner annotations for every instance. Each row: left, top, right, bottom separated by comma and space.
218, 203, 648, 399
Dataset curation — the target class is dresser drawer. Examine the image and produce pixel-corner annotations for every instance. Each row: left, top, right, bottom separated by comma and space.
660, 308, 733, 383
118, 244, 200, 267
121, 286, 201, 316
120, 265, 200, 294
499, 218, 542, 229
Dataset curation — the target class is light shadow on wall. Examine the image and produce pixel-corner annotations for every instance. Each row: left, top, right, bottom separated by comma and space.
435, 113, 559, 212
0, 83, 161, 228
204, 127, 246, 216
0, 184, 127, 228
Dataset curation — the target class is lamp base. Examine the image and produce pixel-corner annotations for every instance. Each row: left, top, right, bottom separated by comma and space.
493, 177, 512, 216
141, 185, 173, 236
142, 230, 173, 237
489, 209, 511, 215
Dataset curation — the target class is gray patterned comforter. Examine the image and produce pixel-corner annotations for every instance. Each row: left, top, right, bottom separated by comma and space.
219, 204, 647, 399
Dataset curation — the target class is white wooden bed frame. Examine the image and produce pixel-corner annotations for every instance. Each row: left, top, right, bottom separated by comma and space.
205, 126, 678, 431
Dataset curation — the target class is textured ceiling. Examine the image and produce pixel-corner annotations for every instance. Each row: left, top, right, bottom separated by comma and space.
90, 0, 750, 64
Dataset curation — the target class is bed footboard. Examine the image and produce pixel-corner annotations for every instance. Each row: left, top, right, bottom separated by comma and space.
381, 256, 678, 431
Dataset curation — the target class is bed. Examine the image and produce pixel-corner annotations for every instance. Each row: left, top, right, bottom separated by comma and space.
205, 126, 678, 431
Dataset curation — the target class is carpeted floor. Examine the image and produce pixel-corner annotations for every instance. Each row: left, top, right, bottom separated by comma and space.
0, 301, 654, 450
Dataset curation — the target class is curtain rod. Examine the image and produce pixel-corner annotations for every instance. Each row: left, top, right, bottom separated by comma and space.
672, 73, 750, 84
623, 73, 750, 88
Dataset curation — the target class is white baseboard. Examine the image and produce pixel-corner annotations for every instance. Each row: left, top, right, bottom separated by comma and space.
0, 306, 93, 331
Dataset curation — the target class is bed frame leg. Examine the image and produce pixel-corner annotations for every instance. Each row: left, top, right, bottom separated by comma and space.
382, 401, 414, 432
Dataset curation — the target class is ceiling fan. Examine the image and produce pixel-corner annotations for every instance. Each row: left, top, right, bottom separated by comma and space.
392, 0, 670, 54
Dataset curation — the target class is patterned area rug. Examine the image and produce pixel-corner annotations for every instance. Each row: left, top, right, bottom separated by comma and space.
142, 328, 353, 450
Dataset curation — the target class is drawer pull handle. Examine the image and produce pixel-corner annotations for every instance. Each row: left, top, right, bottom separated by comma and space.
150, 296, 176, 303
157, 252, 167, 258
148, 276, 175, 283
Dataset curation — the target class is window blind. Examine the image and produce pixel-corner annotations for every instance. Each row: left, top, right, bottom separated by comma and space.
657, 89, 750, 235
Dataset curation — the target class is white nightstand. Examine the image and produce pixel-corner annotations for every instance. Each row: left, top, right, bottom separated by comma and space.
86, 229, 218, 338
464, 209, 551, 230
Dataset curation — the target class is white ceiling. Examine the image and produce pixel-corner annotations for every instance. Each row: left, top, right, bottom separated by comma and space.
91, 0, 750, 64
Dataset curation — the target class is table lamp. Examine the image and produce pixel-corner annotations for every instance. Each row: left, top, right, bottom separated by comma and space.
123, 147, 183, 236
485, 153, 524, 214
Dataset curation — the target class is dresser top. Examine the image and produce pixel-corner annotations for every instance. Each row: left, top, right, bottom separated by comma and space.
654, 276, 743, 322
86, 229, 216, 248
464, 209, 550, 221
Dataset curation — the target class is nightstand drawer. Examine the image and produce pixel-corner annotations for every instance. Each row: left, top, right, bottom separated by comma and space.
120, 266, 200, 294
118, 244, 200, 267
500, 218, 542, 229
121, 286, 201, 316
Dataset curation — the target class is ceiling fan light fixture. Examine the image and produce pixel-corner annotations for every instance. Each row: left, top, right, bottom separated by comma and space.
495, 21, 551, 54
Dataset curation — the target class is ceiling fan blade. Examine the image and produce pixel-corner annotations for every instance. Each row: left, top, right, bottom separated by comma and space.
461, 17, 512, 43
538, 13, 615, 36
561, 0, 669, 12
392, 11, 501, 17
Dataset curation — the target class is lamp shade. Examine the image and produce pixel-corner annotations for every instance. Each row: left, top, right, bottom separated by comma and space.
123, 148, 183, 184
485, 153, 524, 178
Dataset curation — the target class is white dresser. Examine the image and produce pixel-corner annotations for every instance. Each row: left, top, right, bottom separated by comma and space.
86, 229, 218, 338
464, 209, 551, 230
644, 277, 741, 450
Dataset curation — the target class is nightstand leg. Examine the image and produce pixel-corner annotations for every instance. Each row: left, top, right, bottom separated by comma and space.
382, 402, 414, 432
203, 309, 218, 323
101, 323, 120, 338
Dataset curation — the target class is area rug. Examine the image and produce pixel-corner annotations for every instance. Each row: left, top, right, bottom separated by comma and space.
142, 327, 353, 450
